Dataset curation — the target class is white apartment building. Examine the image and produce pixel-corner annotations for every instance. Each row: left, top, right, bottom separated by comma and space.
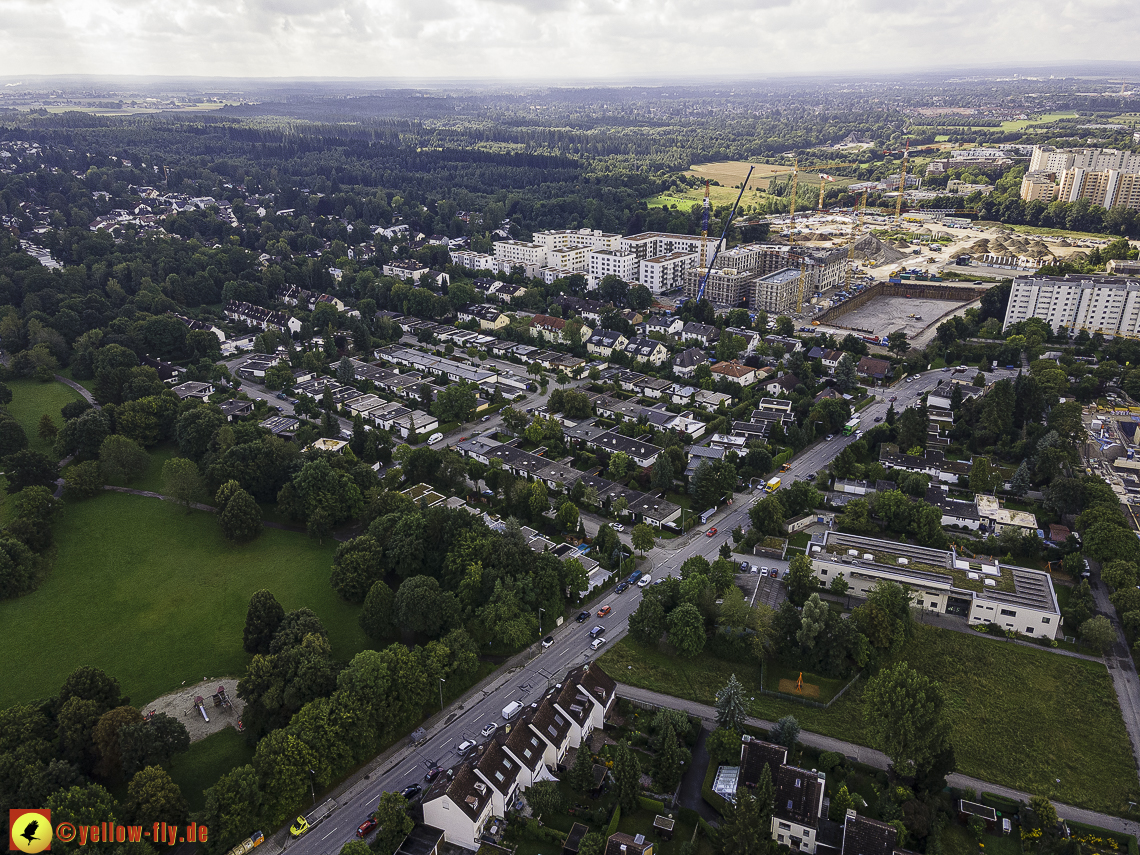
450, 249, 495, 271
546, 244, 589, 271
951, 148, 1010, 161
493, 239, 547, 269
751, 267, 804, 315
639, 251, 698, 294
587, 249, 639, 283
1028, 145, 1140, 174
1002, 274, 1140, 337
620, 232, 722, 262
532, 229, 621, 253
1019, 172, 1058, 203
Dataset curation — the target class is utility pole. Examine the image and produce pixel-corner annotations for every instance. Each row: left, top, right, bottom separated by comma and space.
308, 768, 316, 806
538, 607, 545, 636
439, 678, 446, 712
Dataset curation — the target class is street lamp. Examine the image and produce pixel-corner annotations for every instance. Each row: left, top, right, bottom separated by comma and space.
439, 677, 446, 712
538, 608, 545, 635
308, 768, 316, 806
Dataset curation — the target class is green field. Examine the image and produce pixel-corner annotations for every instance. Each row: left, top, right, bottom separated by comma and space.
168, 727, 254, 813
0, 491, 365, 708
4, 378, 84, 459
600, 624, 1138, 814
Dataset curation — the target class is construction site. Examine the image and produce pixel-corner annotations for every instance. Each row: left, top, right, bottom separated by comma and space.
813, 280, 991, 339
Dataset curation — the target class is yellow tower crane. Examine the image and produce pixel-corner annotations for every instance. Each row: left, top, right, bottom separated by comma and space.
795, 258, 810, 314
893, 139, 910, 223
698, 181, 711, 273
787, 158, 800, 245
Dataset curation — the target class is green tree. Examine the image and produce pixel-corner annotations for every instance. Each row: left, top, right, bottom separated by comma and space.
769, 714, 800, 749
969, 456, 997, 493
654, 721, 684, 790
830, 572, 850, 601
612, 739, 642, 815
707, 726, 744, 765
629, 594, 667, 646
651, 454, 675, 489
749, 493, 786, 537
715, 673, 748, 732
631, 523, 656, 555
608, 451, 632, 479
834, 353, 859, 392
218, 483, 262, 542
118, 713, 190, 776
123, 765, 188, 827
829, 784, 856, 822
784, 553, 819, 607
98, 434, 150, 483
360, 579, 396, 641
200, 765, 262, 855
243, 590, 285, 655
63, 459, 104, 500
92, 704, 144, 780
557, 499, 580, 532
1102, 560, 1140, 591
372, 790, 414, 855
567, 741, 596, 792
161, 457, 204, 512
667, 603, 706, 657
887, 330, 909, 357
526, 779, 563, 819
37, 412, 58, 443
1079, 615, 1117, 654
396, 575, 455, 637
797, 592, 830, 653
718, 789, 768, 855
579, 832, 606, 855
862, 662, 951, 776
330, 535, 384, 603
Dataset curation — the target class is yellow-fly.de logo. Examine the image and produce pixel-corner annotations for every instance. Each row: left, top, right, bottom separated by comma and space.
9, 810, 51, 853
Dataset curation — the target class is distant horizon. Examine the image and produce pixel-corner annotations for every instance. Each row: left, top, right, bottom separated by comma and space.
3, 0, 1139, 83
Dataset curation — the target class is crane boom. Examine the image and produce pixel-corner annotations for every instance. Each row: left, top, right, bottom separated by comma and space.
787, 158, 800, 245
695, 165, 753, 304
844, 191, 868, 292
698, 181, 711, 273
894, 139, 910, 222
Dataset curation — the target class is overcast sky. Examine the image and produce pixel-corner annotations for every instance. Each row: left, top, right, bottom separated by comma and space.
2, 0, 1139, 80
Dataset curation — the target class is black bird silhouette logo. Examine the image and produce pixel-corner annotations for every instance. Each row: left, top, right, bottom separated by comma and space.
19, 819, 41, 845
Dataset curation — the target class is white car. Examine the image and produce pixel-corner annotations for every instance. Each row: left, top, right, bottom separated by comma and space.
637, 575, 652, 588
761, 567, 769, 577
481, 722, 498, 738
457, 739, 476, 756
612, 523, 625, 532
590, 637, 607, 650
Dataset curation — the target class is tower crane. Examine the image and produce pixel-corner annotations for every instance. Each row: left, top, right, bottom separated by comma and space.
844, 191, 868, 292
795, 259, 810, 314
694, 166, 753, 305
894, 139, 910, 223
787, 158, 800, 245
698, 181, 711, 274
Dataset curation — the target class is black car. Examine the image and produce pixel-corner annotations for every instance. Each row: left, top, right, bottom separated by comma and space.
615, 581, 629, 593
401, 784, 422, 800
805, 473, 816, 481
424, 766, 443, 783
576, 611, 590, 623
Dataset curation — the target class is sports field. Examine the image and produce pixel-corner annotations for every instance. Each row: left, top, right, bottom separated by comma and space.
0, 491, 364, 708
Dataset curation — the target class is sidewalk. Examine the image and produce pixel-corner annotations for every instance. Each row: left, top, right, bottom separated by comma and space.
1090, 578, 1140, 779
614, 683, 1140, 839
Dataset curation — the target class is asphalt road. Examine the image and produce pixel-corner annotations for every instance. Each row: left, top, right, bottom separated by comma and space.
281, 366, 1022, 854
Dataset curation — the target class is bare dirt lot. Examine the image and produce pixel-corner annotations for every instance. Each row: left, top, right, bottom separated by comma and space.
145, 677, 245, 743
837, 295, 968, 338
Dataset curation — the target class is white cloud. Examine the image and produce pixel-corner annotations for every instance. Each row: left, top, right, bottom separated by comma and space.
0, 0, 1136, 78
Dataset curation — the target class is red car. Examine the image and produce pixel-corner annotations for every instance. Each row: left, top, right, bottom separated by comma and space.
597, 605, 612, 617
357, 818, 378, 838
706, 527, 717, 537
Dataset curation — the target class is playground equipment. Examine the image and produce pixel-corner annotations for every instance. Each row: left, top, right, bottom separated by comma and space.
194, 696, 209, 723
213, 684, 233, 711
143, 709, 157, 721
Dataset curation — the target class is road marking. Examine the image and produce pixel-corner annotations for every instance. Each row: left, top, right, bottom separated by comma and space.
322, 826, 340, 839
473, 712, 483, 722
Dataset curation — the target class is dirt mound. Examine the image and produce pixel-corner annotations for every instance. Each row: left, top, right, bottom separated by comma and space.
852, 233, 908, 266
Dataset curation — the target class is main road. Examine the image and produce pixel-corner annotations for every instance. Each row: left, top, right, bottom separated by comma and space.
277, 365, 1020, 854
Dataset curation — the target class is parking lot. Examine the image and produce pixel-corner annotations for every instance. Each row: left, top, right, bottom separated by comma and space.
736, 563, 788, 610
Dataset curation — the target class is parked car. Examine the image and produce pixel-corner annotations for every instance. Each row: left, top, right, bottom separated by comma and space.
706, 527, 717, 537
613, 523, 625, 532
542, 636, 554, 649
275, 392, 288, 400
401, 784, 422, 800
889, 395, 898, 402
457, 739, 476, 756
761, 567, 769, 577
481, 722, 498, 738
481, 415, 492, 422
874, 415, 883, 422
637, 575, 652, 587
357, 818, 378, 838
806, 473, 817, 481
576, 611, 590, 623
597, 605, 612, 617
590, 625, 605, 638
770, 568, 781, 580
591, 637, 607, 650
615, 581, 629, 593
424, 766, 443, 783
826, 434, 835, 441
739, 561, 750, 572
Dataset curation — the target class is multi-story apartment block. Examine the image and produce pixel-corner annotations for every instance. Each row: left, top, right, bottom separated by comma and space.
1002, 274, 1140, 336
1019, 172, 1058, 203
639, 251, 697, 294
620, 232, 722, 262
450, 249, 495, 271
532, 229, 621, 253
588, 249, 639, 283
751, 267, 804, 315
1021, 146, 1140, 210
1029, 145, 1140, 173
493, 239, 547, 272
547, 244, 589, 272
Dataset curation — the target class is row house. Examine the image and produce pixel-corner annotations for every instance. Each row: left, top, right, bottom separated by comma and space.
457, 304, 510, 331
623, 336, 669, 367
586, 329, 628, 359
224, 300, 302, 335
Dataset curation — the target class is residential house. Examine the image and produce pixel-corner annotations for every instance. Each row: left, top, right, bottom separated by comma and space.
672, 346, 708, 378
457, 304, 509, 331
764, 373, 802, 396
171, 380, 214, 401
586, 329, 629, 358
473, 741, 522, 816
604, 833, 654, 855
420, 761, 497, 850
856, 357, 892, 383
808, 347, 844, 373
218, 399, 253, 421
925, 485, 982, 530
840, 812, 904, 855
681, 321, 719, 347
976, 494, 1039, 535
643, 315, 684, 338
382, 259, 431, 282
529, 696, 575, 767
530, 314, 592, 345
723, 326, 762, 353
551, 662, 617, 749
593, 431, 660, 468
710, 360, 757, 386
735, 736, 826, 854
224, 300, 302, 335
623, 337, 669, 367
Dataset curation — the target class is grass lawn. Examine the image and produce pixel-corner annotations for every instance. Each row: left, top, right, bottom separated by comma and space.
0, 491, 366, 708
168, 727, 254, 814
942, 822, 1022, 855
4, 378, 84, 459
600, 623, 1139, 814
762, 660, 850, 704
